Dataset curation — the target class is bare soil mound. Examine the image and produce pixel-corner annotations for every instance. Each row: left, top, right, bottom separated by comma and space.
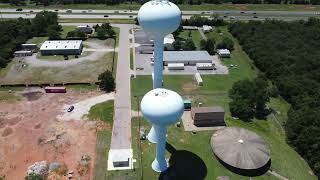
2, 127, 13, 137
22, 91, 43, 101
182, 82, 198, 92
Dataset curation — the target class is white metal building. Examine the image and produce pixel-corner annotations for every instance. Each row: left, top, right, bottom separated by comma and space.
14, 50, 33, 57
196, 63, 214, 70
40, 40, 83, 55
194, 73, 203, 86
217, 49, 231, 58
203, 25, 213, 33
164, 34, 175, 50
163, 51, 212, 65
168, 63, 184, 70
21, 44, 38, 52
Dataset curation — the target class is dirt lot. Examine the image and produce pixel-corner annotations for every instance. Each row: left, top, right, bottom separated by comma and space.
0, 90, 104, 179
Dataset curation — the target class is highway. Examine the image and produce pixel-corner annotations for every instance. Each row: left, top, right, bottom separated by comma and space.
0, 8, 319, 21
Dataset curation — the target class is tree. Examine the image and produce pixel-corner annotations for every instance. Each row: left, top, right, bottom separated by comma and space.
106, 28, 116, 37
229, 78, 270, 120
66, 30, 86, 39
96, 28, 107, 39
98, 70, 115, 92
183, 38, 196, 50
173, 39, 182, 50
200, 38, 215, 55
229, 98, 255, 121
253, 77, 270, 119
47, 25, 61, 40
25, 173, 43, 180
217, 37, 234, 50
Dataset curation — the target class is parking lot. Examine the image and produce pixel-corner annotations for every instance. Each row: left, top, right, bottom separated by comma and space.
134, 29, 229, 75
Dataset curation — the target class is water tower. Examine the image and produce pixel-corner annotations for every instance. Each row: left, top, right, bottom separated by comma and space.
141, 88, 184, 172
138, 0, 181, 143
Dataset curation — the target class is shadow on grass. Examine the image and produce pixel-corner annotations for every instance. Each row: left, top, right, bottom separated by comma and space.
159, 143, 207, 180
215, 154, 271, 177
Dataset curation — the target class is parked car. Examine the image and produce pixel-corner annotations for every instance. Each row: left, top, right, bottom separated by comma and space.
253, 16, 258, 18
16, 8, 23, 11
67, 105, 74, 112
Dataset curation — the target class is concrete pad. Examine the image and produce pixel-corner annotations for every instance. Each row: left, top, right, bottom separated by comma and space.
57, 93, 115, 121
107, 149, 134, 170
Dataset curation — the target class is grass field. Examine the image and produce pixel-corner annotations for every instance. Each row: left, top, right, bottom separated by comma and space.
178, 30, 203, 50
88, 100, 114, 123
89, 100, 114, 180
130, 48, 133, 70
27, 36, 48, 47
0, 52, 117, 84
25, 26, 77, 47
2, 3, 320, 11
128, 26, 316, 180
60, 26, 76, 38
0, 91, 21, 102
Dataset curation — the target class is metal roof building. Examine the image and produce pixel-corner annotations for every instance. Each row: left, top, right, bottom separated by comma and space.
211, 127, 270, 175
217, 49, 231, 58
76, 25, 93, 34
163, 51, 212, 65
40, 40, 83, 55
191, 106, 225, 126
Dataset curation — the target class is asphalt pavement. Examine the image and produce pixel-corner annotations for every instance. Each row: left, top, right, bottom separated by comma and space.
1, 8, 319, 21
110, 24, 133, 150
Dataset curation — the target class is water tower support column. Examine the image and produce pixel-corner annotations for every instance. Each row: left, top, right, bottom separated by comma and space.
151, 125, 168, 172
153, 37, 164, 89
148, 37, 165, 144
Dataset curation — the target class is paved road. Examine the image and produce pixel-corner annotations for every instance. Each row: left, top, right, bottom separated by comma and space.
110, 24, 133, 150
1, 13, 318, 21
1, 8, 319, 21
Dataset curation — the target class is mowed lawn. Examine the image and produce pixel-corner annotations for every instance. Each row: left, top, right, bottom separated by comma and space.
178, 30, 203, 50
88, 100, 114, 180
128, 26, 316, 180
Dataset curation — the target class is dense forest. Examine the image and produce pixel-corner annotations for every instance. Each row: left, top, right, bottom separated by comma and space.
229, 18, 320, 177
2, 0, 320, 6
0, 11, 60, 68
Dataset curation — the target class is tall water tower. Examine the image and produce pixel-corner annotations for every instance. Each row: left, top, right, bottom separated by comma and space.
141, 88, 184, 172
138, 0, 182, 143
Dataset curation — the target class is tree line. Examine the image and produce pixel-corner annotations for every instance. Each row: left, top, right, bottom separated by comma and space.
0, 11, 60, 69
228, 18, 320, 178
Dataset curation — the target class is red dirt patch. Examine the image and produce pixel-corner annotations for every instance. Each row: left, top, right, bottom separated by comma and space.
0, 117, 22, 129
34, 123, 41, 129
2, 127, 13, 137
0, 91, 103, 179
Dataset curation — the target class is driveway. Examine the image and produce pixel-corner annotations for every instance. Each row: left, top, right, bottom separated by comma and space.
57, 93, 115, 121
